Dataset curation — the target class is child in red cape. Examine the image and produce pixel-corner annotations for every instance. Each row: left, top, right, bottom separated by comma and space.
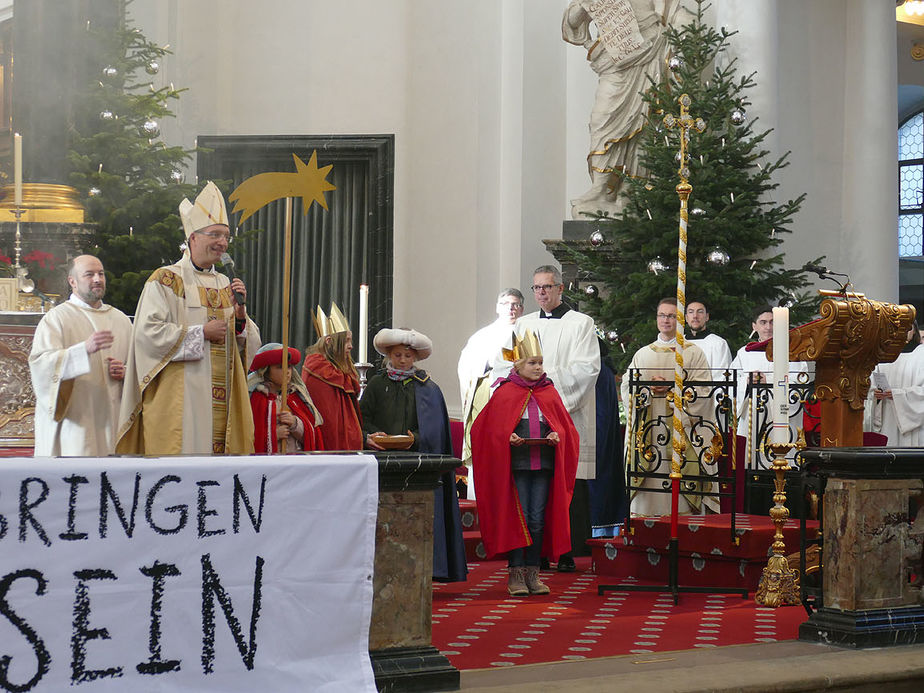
471, 329, 578, 596
249, 343, 324, 453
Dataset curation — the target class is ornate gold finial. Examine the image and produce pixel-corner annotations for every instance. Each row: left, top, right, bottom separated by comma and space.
662, 93, 706, 185
502, 329, 543, 362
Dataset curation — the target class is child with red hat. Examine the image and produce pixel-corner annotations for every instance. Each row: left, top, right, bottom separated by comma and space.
249, 342, 323, 453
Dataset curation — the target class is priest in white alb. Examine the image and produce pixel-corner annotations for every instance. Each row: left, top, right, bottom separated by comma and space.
30, 255, 133, 456
457, 288, 524, 497
866, 323, 924, 447
117, 181, 261, 455
491, 265, 600, 572
621, 297, 714, 515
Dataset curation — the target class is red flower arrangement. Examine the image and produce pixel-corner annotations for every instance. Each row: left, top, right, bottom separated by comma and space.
22, 250, 59, 271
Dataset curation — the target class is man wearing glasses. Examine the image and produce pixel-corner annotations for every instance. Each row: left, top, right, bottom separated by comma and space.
117, 181, 261, 455
458, 288, 525, 498
501, 265, 600, 571
621, 297, 713, 516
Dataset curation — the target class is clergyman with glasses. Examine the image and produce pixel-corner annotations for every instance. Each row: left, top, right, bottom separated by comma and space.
491, 265, 600, 572
457, 288, 525, 498
620, 297, 714, 516
117, 181, 262, 455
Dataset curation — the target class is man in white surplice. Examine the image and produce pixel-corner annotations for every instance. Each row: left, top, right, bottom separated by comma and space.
866, 323, 924, 447
457, 288, 524, 497
29, 255, 133, 456
621, 297, 714, 515
685, 300, 733, 372
730, 305, 808, 448
490, 265, 600, 571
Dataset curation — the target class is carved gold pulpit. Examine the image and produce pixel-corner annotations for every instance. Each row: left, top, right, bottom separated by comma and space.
768, 293, 917, 447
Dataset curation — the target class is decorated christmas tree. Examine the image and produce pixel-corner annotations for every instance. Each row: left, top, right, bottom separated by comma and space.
565, 3, 819, 370
66, 3, 196, 313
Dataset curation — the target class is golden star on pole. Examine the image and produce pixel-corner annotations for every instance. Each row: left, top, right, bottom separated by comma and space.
229, 150, 336, 223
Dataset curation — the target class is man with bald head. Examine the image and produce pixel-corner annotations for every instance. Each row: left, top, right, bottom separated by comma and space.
29, 254, 133, 456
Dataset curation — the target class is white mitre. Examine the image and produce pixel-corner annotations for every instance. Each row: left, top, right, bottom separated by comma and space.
179, 181, 229, 237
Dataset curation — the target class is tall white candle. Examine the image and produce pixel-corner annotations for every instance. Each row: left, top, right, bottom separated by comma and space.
358, 284, 369, 363
14, 133, 22, 208
771, 306, 790, 444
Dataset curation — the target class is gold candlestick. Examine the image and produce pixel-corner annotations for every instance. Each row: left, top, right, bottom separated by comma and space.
754, 432, 806, 607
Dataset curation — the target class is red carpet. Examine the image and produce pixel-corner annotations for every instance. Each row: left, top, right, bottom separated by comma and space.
432, 558, 806, 670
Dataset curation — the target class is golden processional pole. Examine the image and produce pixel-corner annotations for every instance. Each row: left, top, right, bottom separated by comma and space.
662, 94, 705, 540
229, 151, 336, 453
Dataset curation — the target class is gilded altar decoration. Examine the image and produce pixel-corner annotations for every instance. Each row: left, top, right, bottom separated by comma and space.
769, 294, 916, 447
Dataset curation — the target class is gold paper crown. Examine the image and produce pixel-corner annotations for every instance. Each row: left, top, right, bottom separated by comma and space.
312, 302, 351, 338
502, 329, 542, 362
179, 181, 229, 237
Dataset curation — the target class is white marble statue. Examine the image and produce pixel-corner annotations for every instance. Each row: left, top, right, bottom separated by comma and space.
563, 0, 686, 219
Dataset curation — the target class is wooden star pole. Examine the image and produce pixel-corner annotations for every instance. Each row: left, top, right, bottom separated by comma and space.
662, 94, 705, 538
229, 151, 336, 453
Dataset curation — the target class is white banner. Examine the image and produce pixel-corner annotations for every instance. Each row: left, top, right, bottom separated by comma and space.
0, 454, 378, 693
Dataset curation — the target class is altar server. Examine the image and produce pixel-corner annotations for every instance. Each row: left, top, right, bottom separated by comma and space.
866, 323, 924, 447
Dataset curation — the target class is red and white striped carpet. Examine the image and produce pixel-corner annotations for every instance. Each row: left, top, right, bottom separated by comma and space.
432, 557, 806, 670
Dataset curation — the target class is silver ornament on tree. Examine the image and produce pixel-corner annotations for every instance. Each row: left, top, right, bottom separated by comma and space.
145, 60, 160, 75
102, 65, 118, 79
170, 169, 184, 183
648, 256, 668, 275
691, 207, 706, 217
668, 56, 683, 72
88, 187, 101, 197
779, 292, 797, 309
142, 119, 160, 137
706, 246, 730, 266
606, 330, 619, 344
99, 109, 115, 121
584, 284, 599, 299
590, 230, 604, 246
730, 108, 747, 125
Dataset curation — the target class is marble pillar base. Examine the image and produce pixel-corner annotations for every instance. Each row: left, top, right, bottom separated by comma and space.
370, 452, 461, 692
823, 478, 923, 611
800, 605, 924, 647
370, 646, 459, 693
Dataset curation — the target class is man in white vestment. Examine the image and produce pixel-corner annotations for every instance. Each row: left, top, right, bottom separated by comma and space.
730, 305, 808, 455
457, 288, 524, 498
117, 181, 261, 455
685, 300, 732, 372
866, 324, 924, 447
29, 255, 133, 456
493, 265, 600, 570
622, 297, 714, 515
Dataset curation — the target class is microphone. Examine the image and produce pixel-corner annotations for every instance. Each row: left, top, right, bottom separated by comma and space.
219, 252, 245, 306
802, 262, 829, 276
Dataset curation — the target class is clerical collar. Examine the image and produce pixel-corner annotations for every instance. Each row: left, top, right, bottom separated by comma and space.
540, 301, 571, 319
687, 326, 712, 339
656, 335, 676, 345
190, 258, 214, 273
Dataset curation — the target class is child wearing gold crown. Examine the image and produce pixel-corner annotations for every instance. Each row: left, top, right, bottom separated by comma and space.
471, 330, 579, 596
300, 304, 363, 450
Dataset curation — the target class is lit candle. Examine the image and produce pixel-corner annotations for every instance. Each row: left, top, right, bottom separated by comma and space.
358, 284, 369, 363
14, 133, 22, 208
771, 306, 790, 444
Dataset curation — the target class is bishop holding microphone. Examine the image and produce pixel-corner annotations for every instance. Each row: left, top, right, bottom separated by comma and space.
116, 181, 262, 456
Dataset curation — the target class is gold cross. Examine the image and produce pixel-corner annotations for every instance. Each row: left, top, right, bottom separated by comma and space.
662, 94, 706, 184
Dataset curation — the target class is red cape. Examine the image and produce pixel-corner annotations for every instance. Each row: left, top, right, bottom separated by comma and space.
250, 389, 323, 454
301, 353, 363, 450
471, 378, 579, 559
